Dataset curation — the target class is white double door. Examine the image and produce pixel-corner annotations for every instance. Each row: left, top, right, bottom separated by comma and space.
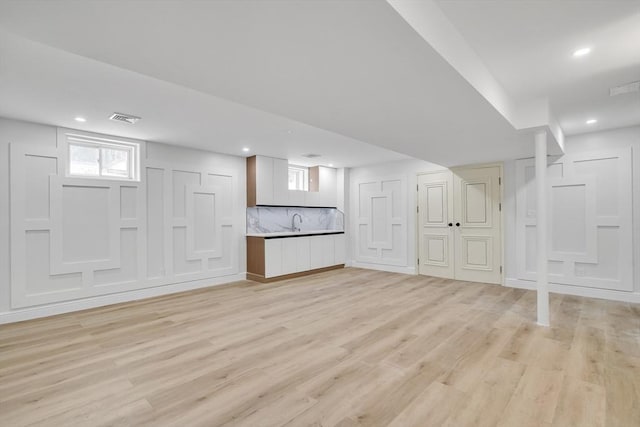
418, 166, 502, 284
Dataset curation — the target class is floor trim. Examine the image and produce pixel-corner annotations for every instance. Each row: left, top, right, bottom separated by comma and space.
0, 273, 247, 325
247, 265, 345, 283
350, 261, 416, 275
505, 278, 640, 303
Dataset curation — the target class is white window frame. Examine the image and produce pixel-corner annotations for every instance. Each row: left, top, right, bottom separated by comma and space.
288, 165, 308, 191
63, 132, 140, 182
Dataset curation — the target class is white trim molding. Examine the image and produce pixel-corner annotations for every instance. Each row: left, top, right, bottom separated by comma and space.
350, 261, 416, 275
0, 273, 247, 325
505, 278, 640, 304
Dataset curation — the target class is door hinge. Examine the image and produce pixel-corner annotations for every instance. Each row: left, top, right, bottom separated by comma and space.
500, 266, 503, 274
417, 184, 419, 191
499, 177, 501, 185
499, 202, 502, 212
417, 205, 419, 213
417, 258, 420, 265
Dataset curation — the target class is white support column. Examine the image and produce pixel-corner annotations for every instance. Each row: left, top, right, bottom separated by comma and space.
535, 130, 550, 327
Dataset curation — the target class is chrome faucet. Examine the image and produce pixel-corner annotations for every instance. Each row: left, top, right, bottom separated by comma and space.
291, 213, 303, 232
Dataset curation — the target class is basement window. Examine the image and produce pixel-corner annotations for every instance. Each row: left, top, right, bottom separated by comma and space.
288, 165, 308, 191
65, 134, 140, 181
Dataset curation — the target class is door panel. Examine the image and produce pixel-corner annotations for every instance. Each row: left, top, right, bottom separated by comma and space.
418, 171, 454, 278
453, 166, 502, 284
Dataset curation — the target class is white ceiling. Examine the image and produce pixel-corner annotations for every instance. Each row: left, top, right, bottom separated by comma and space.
0, 0, 637, 167
0, 0, 533, 167
435, 0, 640, 136
0, 29, 408, 168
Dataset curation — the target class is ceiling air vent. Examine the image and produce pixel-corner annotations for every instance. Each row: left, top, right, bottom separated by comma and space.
109, 112, 141, 124
302, 153, 322, 159
610, 81, 639, 97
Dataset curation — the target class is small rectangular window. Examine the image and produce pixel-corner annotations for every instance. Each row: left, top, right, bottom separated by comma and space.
288, 165, 308, 191
66, 134, 139, 181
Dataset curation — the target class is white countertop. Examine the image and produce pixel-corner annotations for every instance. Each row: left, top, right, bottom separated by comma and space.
246, 230, 344, 238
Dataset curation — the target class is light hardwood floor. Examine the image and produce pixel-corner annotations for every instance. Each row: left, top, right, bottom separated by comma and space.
1, 268, 639, 427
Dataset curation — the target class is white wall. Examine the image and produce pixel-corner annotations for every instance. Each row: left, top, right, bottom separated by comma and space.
348, 158, 444, 273
0, 117, 246, 323
504, 125, 640, 302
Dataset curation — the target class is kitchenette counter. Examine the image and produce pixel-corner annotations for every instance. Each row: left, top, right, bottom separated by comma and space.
246, 231, 345, 282
246, 230, 344, 239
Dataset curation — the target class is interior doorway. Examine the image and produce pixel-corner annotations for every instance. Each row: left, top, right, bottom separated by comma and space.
417, 164, 503, 284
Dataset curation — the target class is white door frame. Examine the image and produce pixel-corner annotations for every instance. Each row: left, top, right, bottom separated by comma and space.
416, 162, 504, 285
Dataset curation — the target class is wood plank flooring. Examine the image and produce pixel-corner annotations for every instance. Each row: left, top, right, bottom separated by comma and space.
1, 268, 638, 426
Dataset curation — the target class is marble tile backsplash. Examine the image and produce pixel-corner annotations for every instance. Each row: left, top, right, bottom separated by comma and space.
247, 206, 344, 234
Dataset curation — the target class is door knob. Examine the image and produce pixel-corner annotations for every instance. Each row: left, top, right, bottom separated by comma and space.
456, 222, 460, 227
448, 223, 453, 227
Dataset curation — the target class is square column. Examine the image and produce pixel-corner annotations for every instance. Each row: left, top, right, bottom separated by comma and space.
535, 130, 549, 326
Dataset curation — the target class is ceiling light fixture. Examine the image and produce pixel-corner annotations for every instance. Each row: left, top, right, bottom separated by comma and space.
328, 163, 334, 167
586, 119, 597, 125
74, 116, 86, 122
573, 47, 591, 57
242, 147, 250, 152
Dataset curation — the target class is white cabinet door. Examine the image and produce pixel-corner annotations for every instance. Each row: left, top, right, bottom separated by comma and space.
304, 190, 322, 207
319, 167, 337, 207
310, 235, 335, 268
295, 237, 311, 272
334, 234, 346, 265
288, 190, 305, 206
321, 235, 335, 267
281, 238, 298, 275
264, 239, 282, 278
309, 235, 324, 269
273, 158, 289, 206
255, 156, 274, 205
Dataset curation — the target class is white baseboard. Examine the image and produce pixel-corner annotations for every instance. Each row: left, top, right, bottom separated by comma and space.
0, 273, 247, 325
350, 261, 416, 275
505, 278, 640, 303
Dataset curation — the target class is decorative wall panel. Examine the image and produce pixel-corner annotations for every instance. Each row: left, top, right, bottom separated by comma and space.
354, 176, 407, 266
10, 128, 240, 308
515, 148, 633, 291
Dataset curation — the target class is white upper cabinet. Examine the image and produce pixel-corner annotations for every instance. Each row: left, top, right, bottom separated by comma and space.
254, 155, 274, 206
250, 155, 286, 206
319, 166, 337, 207
272, 158, 289, 206
288, 190, 306, 206
305, 166, 337, 207
248, 155, 337, 207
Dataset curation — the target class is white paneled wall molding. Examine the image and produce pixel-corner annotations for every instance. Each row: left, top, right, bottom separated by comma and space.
352, 175, 407, 269
515, 147, 634, 293
6, 126, 244, 320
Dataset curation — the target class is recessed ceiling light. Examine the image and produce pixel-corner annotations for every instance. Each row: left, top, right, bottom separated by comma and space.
242, 147, 250, 152
586, 119, 597, 124
74, 116, 86, 122
328, 163, 334, 167
573, 47, 591, 57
